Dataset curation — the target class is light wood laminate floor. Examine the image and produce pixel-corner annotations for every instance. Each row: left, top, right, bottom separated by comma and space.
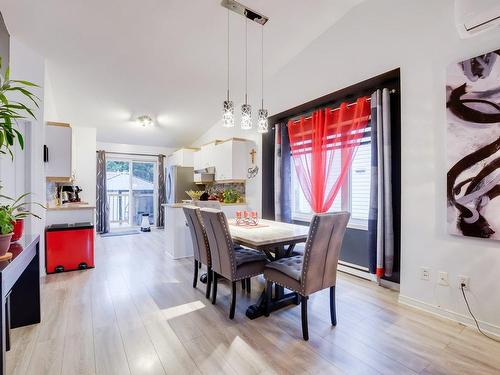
6, 230, 500, 375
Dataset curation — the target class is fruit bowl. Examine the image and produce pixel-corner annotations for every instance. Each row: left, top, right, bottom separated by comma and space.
185, 190, 204, 200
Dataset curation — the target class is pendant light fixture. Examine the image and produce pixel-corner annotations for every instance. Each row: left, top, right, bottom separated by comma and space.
257, 25, 268, 133
222, 8, 234, 128
240, 17, 252, 130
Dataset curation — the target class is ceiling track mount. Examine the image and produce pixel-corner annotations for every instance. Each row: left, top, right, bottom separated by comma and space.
221, 0, 269, 25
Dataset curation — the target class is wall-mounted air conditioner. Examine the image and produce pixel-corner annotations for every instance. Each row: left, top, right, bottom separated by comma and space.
455, 0, 500, 38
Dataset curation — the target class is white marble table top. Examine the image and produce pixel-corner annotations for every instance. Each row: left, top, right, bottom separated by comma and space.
228, 219, 310, 249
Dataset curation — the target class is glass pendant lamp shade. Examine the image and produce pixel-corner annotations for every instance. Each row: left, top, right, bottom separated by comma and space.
241, 103, 252, 130
257, 108, 268, 133
223, 100, 235, 127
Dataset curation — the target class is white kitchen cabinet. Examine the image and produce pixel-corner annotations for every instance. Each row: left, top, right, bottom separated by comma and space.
214, 139, 248, 181
167, 148, 196, 167
45, 122, 72, 180
193, 142, 217, 170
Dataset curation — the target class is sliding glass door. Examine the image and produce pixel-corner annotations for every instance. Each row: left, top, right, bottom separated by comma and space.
106, 159, 157, 229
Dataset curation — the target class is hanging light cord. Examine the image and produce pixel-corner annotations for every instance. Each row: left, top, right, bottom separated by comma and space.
245, 17, 248, 105
227, 8, 230, 102
261, 25, 264, 110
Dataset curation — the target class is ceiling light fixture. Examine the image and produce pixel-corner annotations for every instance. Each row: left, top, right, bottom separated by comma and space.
220, 0, 269, 133
222, 8, 235, 128
137, 115, 153, 128
240, 17, 252, 130
257, 25, 268, 133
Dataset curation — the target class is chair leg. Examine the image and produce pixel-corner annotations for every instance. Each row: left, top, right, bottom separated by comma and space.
330, 286, 337, 326
211, 272, 218, 305
192, 260, 199, 288
206, 267, 212, 299
265, 281, 272, 317
229, 281, 236, 319
301, 295, 309, 341
241, 279, 246, 290
246, 278, 251, 294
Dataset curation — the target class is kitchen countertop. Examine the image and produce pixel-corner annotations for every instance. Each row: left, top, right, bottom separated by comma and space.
46, 203, 96, 211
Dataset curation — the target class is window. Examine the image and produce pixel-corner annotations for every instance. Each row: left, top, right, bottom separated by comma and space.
291, 141, 371, 229
106, 159, 157, 229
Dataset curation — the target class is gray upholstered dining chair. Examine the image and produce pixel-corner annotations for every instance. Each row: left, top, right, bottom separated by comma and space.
200, 208, 268, 319
263, 212, 350, 340
183, 205, 213, 299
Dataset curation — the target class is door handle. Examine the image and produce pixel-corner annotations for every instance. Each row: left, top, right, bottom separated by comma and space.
43, 145, 49, 162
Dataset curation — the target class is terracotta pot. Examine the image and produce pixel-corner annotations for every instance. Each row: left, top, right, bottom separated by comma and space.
0, 233, 13, 256
12, 219, 24, 242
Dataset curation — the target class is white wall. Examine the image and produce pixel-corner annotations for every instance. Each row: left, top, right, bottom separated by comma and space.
191, 121, 262, 213
4, 37, 46, 241
97, 141, 175, 157
0, 36, 47, 274
197, 0, 500, 333
72, 126, 96, 204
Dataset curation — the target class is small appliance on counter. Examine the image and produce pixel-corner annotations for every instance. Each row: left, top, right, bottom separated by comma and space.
59, 184, 83, 203
45, 222, 94, 273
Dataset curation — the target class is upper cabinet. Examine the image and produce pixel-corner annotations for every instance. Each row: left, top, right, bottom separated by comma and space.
193, 141, 217, 170
45, 122, 72, 181
167, 148, 197, 167
214, 139, 248, 182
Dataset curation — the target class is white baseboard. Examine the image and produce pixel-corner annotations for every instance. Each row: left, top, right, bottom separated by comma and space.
338, 264, 374, 281
399, 294, 500, 338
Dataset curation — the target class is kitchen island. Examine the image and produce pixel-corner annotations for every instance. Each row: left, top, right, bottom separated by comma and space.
162, 201, 247, 259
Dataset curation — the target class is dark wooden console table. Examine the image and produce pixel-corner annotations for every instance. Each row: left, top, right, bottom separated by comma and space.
0, 235, 41, 375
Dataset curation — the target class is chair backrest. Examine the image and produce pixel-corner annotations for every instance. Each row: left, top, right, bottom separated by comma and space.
199, 208, 236, 280
301, 212, 350, 295
183, 205, 211, 266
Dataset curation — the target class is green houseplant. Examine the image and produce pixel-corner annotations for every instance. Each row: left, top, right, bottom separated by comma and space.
0, 205, 14, 254
0, 57, 40, 158
223, 189, 241, 204
0, 189, 44, 242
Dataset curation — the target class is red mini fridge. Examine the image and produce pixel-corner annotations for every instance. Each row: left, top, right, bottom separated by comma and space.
45, 222, 95, 273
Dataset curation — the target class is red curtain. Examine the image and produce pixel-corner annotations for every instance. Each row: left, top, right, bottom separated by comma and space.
288, 97, 371, 213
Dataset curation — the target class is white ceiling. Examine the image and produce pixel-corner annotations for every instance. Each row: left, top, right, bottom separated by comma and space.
0, 0, 364, 147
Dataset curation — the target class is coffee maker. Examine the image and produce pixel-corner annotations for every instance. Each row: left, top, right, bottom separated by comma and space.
60, 185, 82, 203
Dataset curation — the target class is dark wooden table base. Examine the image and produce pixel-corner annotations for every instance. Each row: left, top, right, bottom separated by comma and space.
246, 284, 299, 319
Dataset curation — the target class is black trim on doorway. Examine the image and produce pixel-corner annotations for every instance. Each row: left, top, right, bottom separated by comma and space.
261, 68, 401, 284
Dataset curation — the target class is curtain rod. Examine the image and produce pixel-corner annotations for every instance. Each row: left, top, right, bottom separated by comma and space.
96, 151, 164, 158
288, 88, 396, 124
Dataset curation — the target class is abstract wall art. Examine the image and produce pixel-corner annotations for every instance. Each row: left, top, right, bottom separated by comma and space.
447, 48, 500, 241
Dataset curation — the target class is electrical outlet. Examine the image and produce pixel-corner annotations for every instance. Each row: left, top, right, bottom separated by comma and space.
438, 271, 449, 286
457, 275, 470, 290
420, 267, 431, 281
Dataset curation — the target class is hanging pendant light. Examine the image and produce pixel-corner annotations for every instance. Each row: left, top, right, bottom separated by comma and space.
222, 9, 234, 128
257, 25, 268, 133
241, 17, 252, 130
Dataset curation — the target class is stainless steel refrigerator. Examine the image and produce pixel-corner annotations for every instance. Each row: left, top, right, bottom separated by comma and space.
166, 166, 197, 204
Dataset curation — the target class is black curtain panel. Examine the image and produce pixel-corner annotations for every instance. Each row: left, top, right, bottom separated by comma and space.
274, 123, 292, 223
157, 155, 166, 228
96, 150, 110, 234
368, 89, 394, 278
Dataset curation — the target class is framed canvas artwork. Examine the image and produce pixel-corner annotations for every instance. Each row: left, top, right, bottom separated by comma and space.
447, 49, 500, 241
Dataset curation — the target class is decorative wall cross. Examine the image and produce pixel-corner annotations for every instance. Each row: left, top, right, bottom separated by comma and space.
250, 148, 256, 164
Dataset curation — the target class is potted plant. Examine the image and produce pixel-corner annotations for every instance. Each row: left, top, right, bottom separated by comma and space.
223, 189, 241, 204
0, 57, 40, 158
0, 190, 44, 242
0, 205, 14, 254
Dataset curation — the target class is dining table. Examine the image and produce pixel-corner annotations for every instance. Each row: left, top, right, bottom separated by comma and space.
228, 218, 310, 319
